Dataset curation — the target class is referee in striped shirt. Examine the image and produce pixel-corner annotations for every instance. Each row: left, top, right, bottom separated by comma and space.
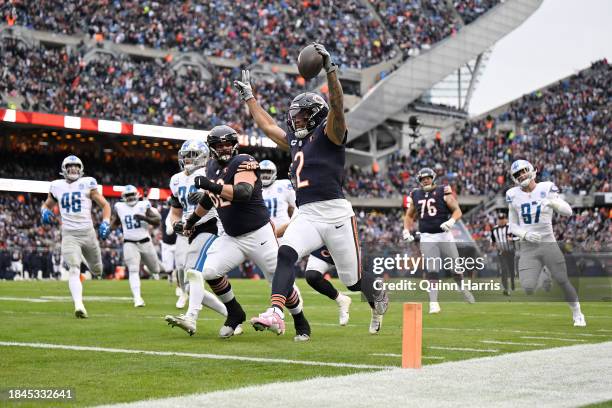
491, 213, 516, 296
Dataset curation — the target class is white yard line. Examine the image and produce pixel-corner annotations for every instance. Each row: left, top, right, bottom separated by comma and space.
0, 341, 392, 370
95, 342, 612, 408
428, 346, 499, 353
370, 353, 444, 360
481, 340, 544, 346
0, 297, 51, 303
520, 336, 585, 342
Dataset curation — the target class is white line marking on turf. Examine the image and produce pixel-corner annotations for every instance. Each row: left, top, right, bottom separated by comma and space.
95, 343, 612, 408
370, 353, 445, 360
428, 346, 499, 353
481, 340, 544, 346
520, 336, 585, 342
426, 327, 612, 338
0, 342, 392, 370
0, 297, 50, 303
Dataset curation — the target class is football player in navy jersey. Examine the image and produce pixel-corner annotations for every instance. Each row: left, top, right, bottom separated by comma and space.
174, 125, 310, 339
234, 43, 388, 336
403, 167, 475, 314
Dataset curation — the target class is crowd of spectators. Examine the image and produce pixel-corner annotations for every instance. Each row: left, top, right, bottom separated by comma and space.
344, 59, 611, 197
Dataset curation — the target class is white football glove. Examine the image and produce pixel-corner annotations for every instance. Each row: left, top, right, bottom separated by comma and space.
233, 70, 254, 101
524, 231, 542, 243
402, 229, 415, 242
440, 218, 456, 232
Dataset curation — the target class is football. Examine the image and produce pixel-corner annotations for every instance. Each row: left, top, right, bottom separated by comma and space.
297, 44, 323, 80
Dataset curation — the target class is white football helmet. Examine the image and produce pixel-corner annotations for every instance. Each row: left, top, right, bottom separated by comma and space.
179, 139, 209, 175
61, 155, 84, 182
259, 160, 277, 187
510, 159, 536, 188
121, 185, 140, 206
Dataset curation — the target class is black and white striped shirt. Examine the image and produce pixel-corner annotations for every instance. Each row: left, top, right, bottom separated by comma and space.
491, 224, 515, 253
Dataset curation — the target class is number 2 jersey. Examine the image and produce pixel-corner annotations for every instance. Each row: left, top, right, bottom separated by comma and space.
169, 167, 222, 233
409, 185, 453, 234
49, 177, 98, 231
206, 154, 270, 237
262, 179, 295, 226
506, 181, 559, 241
114, 200, 152, 241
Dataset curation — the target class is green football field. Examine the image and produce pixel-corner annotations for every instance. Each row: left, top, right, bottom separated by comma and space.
1, 279, 611, 407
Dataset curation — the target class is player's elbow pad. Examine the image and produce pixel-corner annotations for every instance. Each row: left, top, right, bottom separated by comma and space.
232, 182, 253, 202
197, 193, 214, 210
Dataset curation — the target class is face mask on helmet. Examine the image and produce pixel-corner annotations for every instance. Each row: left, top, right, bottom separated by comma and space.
122, 192, 139, 206
208, 126, 239, 163
417, 168, 436, 192
61, 156, 84, 182
510, 161, 536, 188
259, 160, 277, 187
289, 107, 319, 139
209, 141, 237, 163
179, 141, 209, 174
287, 93, 329, 139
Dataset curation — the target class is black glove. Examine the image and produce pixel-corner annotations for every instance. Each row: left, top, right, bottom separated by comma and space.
187, 191, 206, 205
173, 221, 185, 235
194, 176, 223, 195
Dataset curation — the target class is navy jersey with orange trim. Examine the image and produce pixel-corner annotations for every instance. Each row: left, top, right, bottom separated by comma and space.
310, 246, 335, 265
287, 121, 346, 207
410, 185, 453, 234
206, 154, 270, 237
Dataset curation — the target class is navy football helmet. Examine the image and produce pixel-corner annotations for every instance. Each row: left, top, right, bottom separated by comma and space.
287, 92, 329, 139
208, 125, 239, 163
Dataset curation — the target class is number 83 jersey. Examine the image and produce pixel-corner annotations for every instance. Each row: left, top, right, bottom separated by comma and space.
49, 177, 98, 231
114, 200, 152, 241
506, 181, 558, 241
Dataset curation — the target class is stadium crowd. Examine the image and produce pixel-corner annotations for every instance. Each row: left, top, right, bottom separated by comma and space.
2, 0, 499, 69
345, 59, 611, 197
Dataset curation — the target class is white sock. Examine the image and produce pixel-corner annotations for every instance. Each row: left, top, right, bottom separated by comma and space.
186, 270, 204, 319
68, 267, 84, 309
201, 291, 227, 317
570, 302, 582, 315
129, 270, 141, 300
428, 287, 439, 303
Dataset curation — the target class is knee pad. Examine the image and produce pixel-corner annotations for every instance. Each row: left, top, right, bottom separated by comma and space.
186, 269, 203, 284
278, 245, 298, 268
346, 279, 361, 292
305, 269, 324, 285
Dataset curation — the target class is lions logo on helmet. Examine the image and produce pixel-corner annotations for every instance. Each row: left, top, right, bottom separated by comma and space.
287, 92, 329, 139
208, 125, 239, 163
121, 185, 140, 206
510, 160, 536, 188
179, 139, 209, 175
417, 167, 436, 192
61, 155, 84, 182
259, 160, 277, 187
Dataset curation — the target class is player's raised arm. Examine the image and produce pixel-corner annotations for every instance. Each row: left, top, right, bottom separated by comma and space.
234, 70, 289, 151
313, 43, 346, 146
542, 185, 573, 216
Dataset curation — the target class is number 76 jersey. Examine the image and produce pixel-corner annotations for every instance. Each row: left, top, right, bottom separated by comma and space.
49, 177, 98, 231
506, 181, 558, 241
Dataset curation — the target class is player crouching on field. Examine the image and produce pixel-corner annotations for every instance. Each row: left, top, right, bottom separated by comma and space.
506, 160, 586, 327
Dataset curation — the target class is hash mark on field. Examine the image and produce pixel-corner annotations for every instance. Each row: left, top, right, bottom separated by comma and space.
0, 341, 393, 370
481, 340, 545, 346
520, 336, 585, 342
370, 353, 444, 360
428, 346, 498, 353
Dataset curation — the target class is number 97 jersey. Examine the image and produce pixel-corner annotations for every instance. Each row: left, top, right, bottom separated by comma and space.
49, 177, 97, 231
506, 181, 557, 240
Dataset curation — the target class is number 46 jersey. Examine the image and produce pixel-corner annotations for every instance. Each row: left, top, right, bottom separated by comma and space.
506, 181, 558, 241
49, 177, 98, 231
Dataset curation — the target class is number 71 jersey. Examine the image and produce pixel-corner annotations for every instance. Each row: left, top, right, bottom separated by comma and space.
506, 181, 557, 240
49, 177, 98, 231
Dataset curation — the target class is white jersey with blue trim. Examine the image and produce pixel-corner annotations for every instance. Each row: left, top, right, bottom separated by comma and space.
49, 177, 97, 231
262, 179, 296, 227
169, 168, 223, 233
506, 181, 559, 241
114, 200, 152, 241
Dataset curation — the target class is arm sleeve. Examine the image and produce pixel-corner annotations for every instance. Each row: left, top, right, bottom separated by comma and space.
197, 192, 214, 210
232, 182, 254, 202
548, 185, 572, 216
169, 195, 182, 209
508, 205, 527, 239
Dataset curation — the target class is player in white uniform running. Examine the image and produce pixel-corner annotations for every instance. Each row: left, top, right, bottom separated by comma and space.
110, 185, 161, 307
41, 155, 111, 318
164, 139, 228, 334
506, 160, 586, 327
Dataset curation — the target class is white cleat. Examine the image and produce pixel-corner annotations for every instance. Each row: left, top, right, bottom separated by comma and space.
234, 324, 244, 336
165, 314, 196, 336
429, 302, 441, 314
573, 313, 586, 327
369, 310, 383, 334
219, 323, 244, 338
374, 288, 389, 315
463, 290, 476, 304
175, 292, 188, 309
75, 307, 88, 319
294, 334, 311, 342
336, 293, 352, 326
134, 297, 146, 308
